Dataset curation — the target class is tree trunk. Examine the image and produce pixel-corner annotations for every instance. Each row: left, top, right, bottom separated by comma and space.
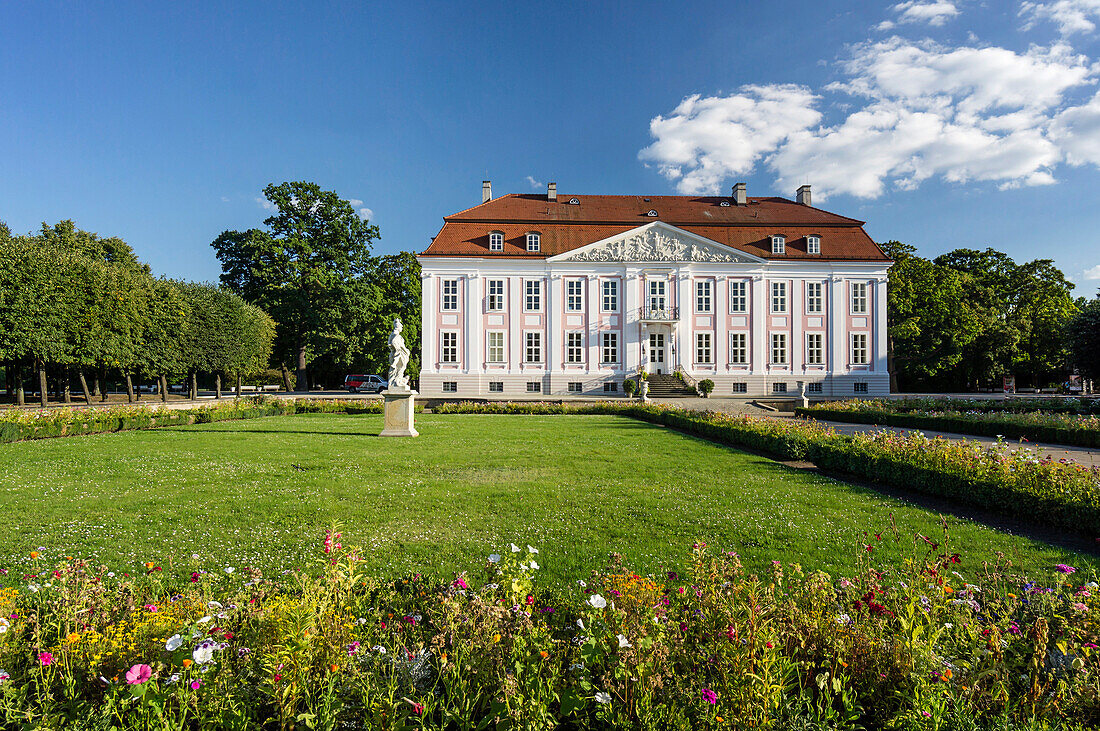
78, 371, 92, 405
15, 361, 24, 406
214, 373, 221, 399
887, 335, 898, 394
63, 366, 71, 404
190, 371, 198, 401
280, 363, 292, 392
296, 342, 308, 393
124, 373, 135, 403
159, 375, 168, 403
37, 360, 47, 408
100, 366, 109, 402
235, 373, 242, 400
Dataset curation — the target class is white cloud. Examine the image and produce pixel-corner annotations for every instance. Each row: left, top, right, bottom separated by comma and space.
641, 36, 1100, 199
220, 196, 230, 203
891, 1, 960, 26
525, 175, 544, 189
255, 196, 276, 212
637, 85, 822, 194
1083, 264, 1100, 279
1021, 0, 1100, 36
348, 199, 374, 220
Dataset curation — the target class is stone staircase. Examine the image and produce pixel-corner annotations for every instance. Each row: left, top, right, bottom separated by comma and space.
644, 373, 698, 398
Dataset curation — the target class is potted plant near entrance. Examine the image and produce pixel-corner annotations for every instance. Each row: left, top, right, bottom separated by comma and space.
638, 371, 650, 401
698, 379, 715, 398
623, 379, 637, 398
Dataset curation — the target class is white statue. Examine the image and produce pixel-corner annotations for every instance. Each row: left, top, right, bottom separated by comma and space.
388, 318, 411, 391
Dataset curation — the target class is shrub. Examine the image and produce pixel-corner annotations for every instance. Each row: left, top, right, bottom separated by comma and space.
698, 379, 715, 397
623, 380, 637, 397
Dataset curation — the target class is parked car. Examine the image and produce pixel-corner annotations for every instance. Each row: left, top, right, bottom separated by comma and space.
344, 374, 387, 393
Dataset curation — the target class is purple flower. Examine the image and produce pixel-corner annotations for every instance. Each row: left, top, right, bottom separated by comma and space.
701, 688, 717, 704
1056, 564, 1077, 574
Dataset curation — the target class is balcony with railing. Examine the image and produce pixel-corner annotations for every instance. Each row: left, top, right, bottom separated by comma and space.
639, 305, 679, 322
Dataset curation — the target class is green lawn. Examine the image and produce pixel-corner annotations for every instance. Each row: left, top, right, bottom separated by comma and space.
0, 413, 1094, 584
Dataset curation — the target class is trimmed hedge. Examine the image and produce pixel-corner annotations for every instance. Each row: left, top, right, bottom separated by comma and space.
798, 403, 1100, 448
432, 401, 1100, 536
0, 397, 393, 444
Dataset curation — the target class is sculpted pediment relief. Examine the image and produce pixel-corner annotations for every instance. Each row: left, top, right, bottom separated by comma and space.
556, 224, 757, 263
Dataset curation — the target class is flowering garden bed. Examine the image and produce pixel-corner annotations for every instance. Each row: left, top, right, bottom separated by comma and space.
1, 531, 1099, 728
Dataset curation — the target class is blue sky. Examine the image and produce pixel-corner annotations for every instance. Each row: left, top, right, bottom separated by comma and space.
3, 0, 1100, 291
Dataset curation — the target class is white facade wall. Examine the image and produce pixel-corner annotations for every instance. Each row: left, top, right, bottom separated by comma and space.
419, 255, 890, 399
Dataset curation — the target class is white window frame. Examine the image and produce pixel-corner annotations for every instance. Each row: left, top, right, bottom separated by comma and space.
489, 231, 504, 252
771, 235, 786, 255
441, 331, 459, 364
442, 381, 457, 393
695, 280, 712, 313
770, 281, 787, 314
601, 279, 619, 312
851, 282, 868, 314
526, 232, 540, 252
566, 331, 584, 364
770, 333, 788, 365
729, 280, 748, 313
486, 279, 504, 312
851, 332, 869, 365
805, 281, 823, 314
648, 279, 666, 312
441, 279, 459, 311
486, 331, 505, 364
566, 279, 584, 312
524, 331, 542, 364
601, 332, 618, 364
524, 279, 542, 312
806, 332, 824, 365
489, 381, 504, 393
695, 332, 712, 364
806, 235, 820, 255
729, 332, 748, 365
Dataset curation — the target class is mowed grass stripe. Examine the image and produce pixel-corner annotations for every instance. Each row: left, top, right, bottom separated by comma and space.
0, 413, 1092, 583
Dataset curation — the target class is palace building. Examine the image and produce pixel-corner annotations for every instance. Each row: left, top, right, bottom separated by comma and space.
417, 181, 891, 399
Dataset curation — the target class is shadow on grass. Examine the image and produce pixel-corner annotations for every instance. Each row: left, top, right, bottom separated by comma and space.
168, 427, 384, 437
662, 426, 1100, 560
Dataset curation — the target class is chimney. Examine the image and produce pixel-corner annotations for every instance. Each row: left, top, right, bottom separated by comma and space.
482, 180, 492, 204
796, 184, 811, 206
547, 182, 557, 201
732, 182, 746, 206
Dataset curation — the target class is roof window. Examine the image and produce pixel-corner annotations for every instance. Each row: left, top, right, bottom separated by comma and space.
719, 201, 730, 207
647, 209, 658, 217
568, 198, 580, 205
489, 231, 504, 252
771, 235, 786, 255
526, 232, 541, 252
807, 235, 820, 255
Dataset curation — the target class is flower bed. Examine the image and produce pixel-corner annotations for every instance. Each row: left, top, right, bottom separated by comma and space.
0, 397, 392, 444
798, 399, 1100, 448
2, 532, 1099, 728
434, 402, 1100, 536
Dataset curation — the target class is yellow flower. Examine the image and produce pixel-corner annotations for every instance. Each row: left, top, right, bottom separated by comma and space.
493, 634, 501, 643
66, 632, 80, 645
30, 551, 39, 560
1007, 593, 1017, 599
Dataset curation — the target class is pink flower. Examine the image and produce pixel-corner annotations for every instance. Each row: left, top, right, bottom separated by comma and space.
701, 687, 717, 704
190, 679, 201, 690
125, 664, 152, 685
38, 652, 53, 667
1056, 564, 1077, 574
1074, 602, 1089, 613
452, 577, 467, 590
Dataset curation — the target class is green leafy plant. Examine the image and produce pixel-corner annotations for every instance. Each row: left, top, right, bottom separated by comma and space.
698, 379, 715, 397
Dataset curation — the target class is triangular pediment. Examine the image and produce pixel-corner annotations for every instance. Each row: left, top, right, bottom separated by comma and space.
547, 222, 765, 264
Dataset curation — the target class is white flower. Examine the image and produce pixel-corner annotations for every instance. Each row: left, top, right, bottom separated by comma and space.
835, 614, 851, 625
372, 645, 387, 654
192, 642, 215, 665
511, 543, 521, 553
527, 545, 539, 554
208, 601, 223, 610
192, 553, 200, 560
529, 561, 539, 570
0, 670, 9, 683
595, 691, 611, 704
107, 572, 115, 578
520, 563, 528, 570
224, 567, 234, 574
944, 623, 953, 629
617, 634, 632, 648
576, 618, 585, 630
577, 580, 587, 587
588, 594, 607, 609
0, 619, 9, 634
197, 615, 212, 624
165, 634, 183, 651
488, 554, 501, 563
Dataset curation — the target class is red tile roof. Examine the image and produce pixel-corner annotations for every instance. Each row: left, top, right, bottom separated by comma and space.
421, 194, 889, 262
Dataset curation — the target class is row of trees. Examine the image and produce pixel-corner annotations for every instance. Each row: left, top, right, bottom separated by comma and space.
0, 220, 274, 406
883, 242, 1090, 391
212, 182, 421, 390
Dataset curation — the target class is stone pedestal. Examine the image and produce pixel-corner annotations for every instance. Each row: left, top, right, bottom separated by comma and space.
380, 389, 419, 437
797, 380, 809, 409
639, 380, 650, 402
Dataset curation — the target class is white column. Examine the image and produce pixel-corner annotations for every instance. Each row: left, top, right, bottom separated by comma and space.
421, 273, 436, 371
587, 275, 599, 372
873, 277, 888, 374
829, 276, 846, 379
466, 273, 481, 375
715, 275, 727, 370
677, 271, 691, 375
547, 274, 560, 380
509, 276, 522, 369
751, 275, 766, 375
624, 270, 640, 372
791, 278, 803, 374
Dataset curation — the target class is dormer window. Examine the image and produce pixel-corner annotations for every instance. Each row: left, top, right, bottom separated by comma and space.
568, 198, 580, 205
719, 201, 730, 207
647, 209, 658, 217
806, 235, 820, 255
489, 231, 504, 252
526, 232, 541, 252
771, 235, 786, 255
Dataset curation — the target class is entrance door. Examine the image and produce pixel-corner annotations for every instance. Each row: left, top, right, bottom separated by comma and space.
649, 332, 666, 374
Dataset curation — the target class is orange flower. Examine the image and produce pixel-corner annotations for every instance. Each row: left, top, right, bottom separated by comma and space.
144, 562, 154, 569
182, 659, 192, 668
840, 661, 848, 668
943, 586, 954, 594
29, 551, 39, 560
539, 650, 549, 659
330, 664, 338, 673
944, 668, 953, 680
1007, 593, 1017, 599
